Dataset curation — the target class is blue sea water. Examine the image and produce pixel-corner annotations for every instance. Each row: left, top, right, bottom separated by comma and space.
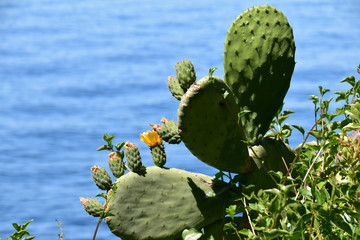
0, 0, 359, 239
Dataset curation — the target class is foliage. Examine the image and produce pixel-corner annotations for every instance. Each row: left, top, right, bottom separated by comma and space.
221, 66, 360, 240
0, 220, 35, 240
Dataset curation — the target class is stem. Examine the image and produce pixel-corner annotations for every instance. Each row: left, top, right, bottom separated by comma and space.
294, 146, 324, 200
92, 192, 112, 240
282, 119, 321, 185
242, 197, 255, 235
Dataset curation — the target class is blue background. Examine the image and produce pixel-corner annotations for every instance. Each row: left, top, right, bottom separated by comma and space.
0, 0, 359, 239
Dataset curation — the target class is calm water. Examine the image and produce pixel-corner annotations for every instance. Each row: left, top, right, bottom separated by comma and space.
0, 0, 359, 239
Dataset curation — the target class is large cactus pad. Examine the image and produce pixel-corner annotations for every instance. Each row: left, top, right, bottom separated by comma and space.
224, 5, 296, 144
178, 76, 250, 173
239, 137, 296, 191
105, 167, 227, 240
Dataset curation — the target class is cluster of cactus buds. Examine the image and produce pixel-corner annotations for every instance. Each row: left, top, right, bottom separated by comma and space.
168, 60, 196, 100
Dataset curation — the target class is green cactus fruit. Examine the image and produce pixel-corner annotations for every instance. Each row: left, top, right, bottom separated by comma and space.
178, 76, 250, 173
80, 197, 104, 217
108, 152, 125, 178
168, 76, 185, 100
124, 142, 143, 172
91, 165, 113, 191
151, 144, 167, 167
239, 137, 296, 191
105, 167, 228, 240
224, 5, 296, 144
176, 59, 196, 90
159, 118, 182, 144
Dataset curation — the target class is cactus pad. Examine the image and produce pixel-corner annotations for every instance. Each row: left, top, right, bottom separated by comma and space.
178, 76, 250, 173
105, 167, 227, 240
224, 5, 296, 144
239, 137, 295, 190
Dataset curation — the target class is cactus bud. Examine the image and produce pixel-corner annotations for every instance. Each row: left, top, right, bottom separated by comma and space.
108, 155, 125, 178
124, 142, 143, 172
151, 144, 166, 167
167, 76, 184, 100
159, 118, 181, 144
140, 130, 167, 167
175, 59, 196, 90
80, 197, 104, 217
91, 165, 112, 191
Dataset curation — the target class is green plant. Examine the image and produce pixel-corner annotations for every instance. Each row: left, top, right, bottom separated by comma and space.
80, 4, 359, 240
0, 220, 35, 240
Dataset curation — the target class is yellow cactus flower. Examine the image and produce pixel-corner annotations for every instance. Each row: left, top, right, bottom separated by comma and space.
140, 131, 162, 147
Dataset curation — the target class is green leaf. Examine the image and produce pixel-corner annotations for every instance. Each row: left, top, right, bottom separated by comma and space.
115, 142, 125, 151
226, 205, 237, 219
23, 237, 36, 240
102, 212, 115, 218
95, 193, 107, 199
238, 109, 251, 119
340, 75, 356, 87
238, 228, 252, 236
12, 223, 21, 231
182, 228, 203, 240
292, 125, 305, 136
263, 229, 289, 239
103, 133, 116, 144
96, 145, 112, 151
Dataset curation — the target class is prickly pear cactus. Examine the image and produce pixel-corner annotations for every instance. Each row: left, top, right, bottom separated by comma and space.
178, 76, 250, 173
224, 5, 296, 144
105, 167, 227, 240
82, 5, 299, 240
